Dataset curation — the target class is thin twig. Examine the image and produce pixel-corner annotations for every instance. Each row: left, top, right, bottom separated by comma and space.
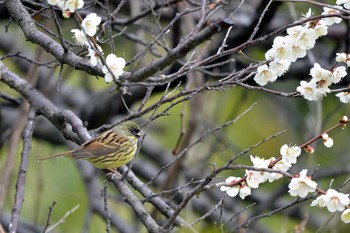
42, 201, 56, 233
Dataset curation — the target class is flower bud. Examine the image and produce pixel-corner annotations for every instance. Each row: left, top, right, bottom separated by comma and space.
305, 145, 314, 153
62, 10, 71, 19
341, 115, 348, 123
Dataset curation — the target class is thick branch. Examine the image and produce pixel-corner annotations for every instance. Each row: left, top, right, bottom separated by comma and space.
0, 62, 90, 144
4, 0, 102, 76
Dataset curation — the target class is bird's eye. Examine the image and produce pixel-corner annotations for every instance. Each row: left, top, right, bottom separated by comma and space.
129, 127, 139, 135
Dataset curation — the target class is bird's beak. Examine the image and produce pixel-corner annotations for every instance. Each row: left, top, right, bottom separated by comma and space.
137, 130, 145, 138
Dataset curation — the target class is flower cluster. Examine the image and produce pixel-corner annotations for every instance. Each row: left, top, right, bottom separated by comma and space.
47, 0, 126, 83
254, 4, 350, 103
220, 144, 300, 199
219, 115, 350, 223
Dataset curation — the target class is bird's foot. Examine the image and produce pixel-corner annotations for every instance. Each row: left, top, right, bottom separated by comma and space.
103, 168, 121, 181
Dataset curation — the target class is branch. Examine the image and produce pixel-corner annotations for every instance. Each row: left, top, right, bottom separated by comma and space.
9, 108, 36, 233
0, 62, 90, 144
4, 0, 102, 76
125, 17, 234, 82
108, 174, 163, 233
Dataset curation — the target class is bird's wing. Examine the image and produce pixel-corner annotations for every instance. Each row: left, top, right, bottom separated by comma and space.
72, 131, 130, 159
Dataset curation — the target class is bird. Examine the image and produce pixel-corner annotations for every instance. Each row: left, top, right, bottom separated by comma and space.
38, 121, 144, 170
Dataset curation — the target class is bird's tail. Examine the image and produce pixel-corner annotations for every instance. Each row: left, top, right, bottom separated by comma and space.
38, 150, 73, 161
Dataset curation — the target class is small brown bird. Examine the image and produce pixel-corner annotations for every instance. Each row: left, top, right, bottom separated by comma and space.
39, 121, 144, 169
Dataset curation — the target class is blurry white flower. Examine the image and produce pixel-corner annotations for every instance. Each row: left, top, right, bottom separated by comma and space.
47, 0, 58, 5
47, 0, 65, 9
102, 54, 126, 83
288, 169, 317, 198
265, 36, 293, 61
311, 194, 328, 208
289, 43, 307, 62
336, 53, 347, 63
287, 25, 317, 50
246, 155, 270, 188
336, 92, 350, 103
311, 189, 349, 213
82, 13, 101, 37
314, 20, 328, 38
254, 64, 277, 86
220, 176, 240, 197
337, 0, 350, 9
220, 177, 251, 200
65, 0, 84, 12
71, 29, 88, 46
280, 144, 301, 164
239, 185, 251, 199
331, 66, 347, 83
310, 63, 333, 86
246, 170, 263, 189
87, 45, 103, 67
267, 158, 291, 182
296, 81, 320, 101
322, 7, 342, 26
341, 209, 350, 223
325, 189, 349, 212
269, 59, 291, 76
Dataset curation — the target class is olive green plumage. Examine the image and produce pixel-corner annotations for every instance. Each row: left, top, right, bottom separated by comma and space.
39, 121, 144, 169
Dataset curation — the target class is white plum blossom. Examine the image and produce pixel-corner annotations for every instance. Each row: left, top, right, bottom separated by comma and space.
82, 13, 102, 37
336, 53, 347, 63
311, 194, 328, 208
335, 53, 350, 67
280, 144, 301, 164
313, 20, 328, 38
239, 185, 251, 199
245, 155, 270, 188
47, 0, 65, 8
47, 0, 59, 5
336, 92, 350, 103
331, 66, 347, 83
269, 59, 291, 76
288, 169, 317, 198
310, 63, 333, 85
71, 29, 88, 46
253, 64, 277, 86
337, 0, 350, 9
220, 176, 240, 197
289, 43, 307, 62
265, 36, 293, 61
311, 189, 350, 213
102, 54, 126, 83
287, 25, 317, 50
296, 80, 320, 101
220, 177, 252, 200
245, 170, 264, 189
267, 158, 291, 182
322, 7, 342, 26
65, 0, 84, 12
341, 209, 350, 223
87, 45, 103, 67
